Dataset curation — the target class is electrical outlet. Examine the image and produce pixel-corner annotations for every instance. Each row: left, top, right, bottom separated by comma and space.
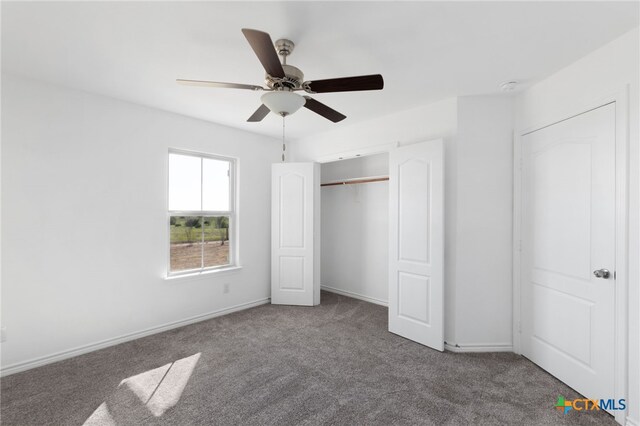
1, 327, 6, 343
223, 283, 230, 294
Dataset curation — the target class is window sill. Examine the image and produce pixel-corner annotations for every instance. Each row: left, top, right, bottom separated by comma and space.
165, 266, 243, 282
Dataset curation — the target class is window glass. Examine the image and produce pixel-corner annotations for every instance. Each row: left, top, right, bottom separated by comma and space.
168, 151, 235, 275
202, 158, 230, 211
203, 216, 230, 268
169, 215, 203, 272
169, 154, 201, 211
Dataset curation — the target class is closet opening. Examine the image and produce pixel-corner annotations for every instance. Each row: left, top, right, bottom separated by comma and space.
320, 152, 390, 307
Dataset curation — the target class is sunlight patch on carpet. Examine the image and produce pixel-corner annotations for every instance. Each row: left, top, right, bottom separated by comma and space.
83, 353, 201, 423
83, 402, 115, 426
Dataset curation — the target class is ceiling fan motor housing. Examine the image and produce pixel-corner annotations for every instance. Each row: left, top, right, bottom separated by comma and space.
265, 64, 304, 90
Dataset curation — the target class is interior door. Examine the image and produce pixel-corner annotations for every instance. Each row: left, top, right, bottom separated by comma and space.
389, 140, 444, 351
521, 103, 616, 404
271, 162, 320, 306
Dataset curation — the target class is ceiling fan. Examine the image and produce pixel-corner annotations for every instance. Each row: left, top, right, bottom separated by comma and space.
177, 28, 384, 123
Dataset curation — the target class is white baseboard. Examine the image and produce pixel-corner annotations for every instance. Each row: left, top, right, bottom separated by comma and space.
0, 297, 270, 377
444, 342, 514, 353
626, 416, 638, 426
321, 285, 388, 307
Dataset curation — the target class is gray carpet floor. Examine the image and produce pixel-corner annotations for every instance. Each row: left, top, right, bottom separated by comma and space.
1, 291, 616, 425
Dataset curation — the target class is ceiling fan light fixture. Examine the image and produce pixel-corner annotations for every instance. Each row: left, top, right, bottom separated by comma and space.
261, 91, 305, 116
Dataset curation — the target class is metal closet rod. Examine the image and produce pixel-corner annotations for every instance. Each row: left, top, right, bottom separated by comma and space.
320, 176, 389, 187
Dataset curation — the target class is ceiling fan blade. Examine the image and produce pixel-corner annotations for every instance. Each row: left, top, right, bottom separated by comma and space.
247, 104, 271, 122
303, 96, 346, 123
241, 28, 285, 79
304, 74, 384, 93
176, 79, 265, 91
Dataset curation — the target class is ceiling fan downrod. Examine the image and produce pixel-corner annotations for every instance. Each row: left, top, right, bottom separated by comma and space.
275, 38, 294, 65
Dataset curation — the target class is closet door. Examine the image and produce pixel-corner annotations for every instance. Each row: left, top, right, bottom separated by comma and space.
389, 140, 444, 351
271, 162, 320, 306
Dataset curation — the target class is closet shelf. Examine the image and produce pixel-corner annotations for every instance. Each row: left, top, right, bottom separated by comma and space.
320, 175, 389, 187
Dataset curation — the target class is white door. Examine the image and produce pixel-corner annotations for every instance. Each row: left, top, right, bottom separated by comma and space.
389, 140, 444, 351
521, 103, 616, 403
271, 162, 320, 306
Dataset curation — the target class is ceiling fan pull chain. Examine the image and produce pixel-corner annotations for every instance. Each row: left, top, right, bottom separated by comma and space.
282, 115, 286, 162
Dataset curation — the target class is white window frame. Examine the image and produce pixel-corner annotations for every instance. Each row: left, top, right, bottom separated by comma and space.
167, 148, 237, 277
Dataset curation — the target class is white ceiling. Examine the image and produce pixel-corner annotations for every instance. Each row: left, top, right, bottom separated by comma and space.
2, 1, 638, 140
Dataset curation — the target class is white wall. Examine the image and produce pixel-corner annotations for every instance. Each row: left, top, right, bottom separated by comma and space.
0, 74, 281, 374
452, 96, 514, 349
320, 154, 389, 305
290, 98, 459, 163
515, 27, 639, 424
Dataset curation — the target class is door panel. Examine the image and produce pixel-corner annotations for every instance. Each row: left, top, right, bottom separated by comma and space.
398, 272, 431, 324
398, 160, 430, 264
279, 174, 305, 248
272, 163, 320, 306
279, 256, 305, 290
389, 140, 444, 351
531, 141, 591, 278
521, 103, 615, 405
531, 284, 593, 365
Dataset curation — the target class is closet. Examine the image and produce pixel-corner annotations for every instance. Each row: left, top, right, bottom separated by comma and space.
271, 140, 445, 351
320, 153, 390, 306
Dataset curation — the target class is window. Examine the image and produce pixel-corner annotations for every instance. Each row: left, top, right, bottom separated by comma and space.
168, 150, 235, 275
